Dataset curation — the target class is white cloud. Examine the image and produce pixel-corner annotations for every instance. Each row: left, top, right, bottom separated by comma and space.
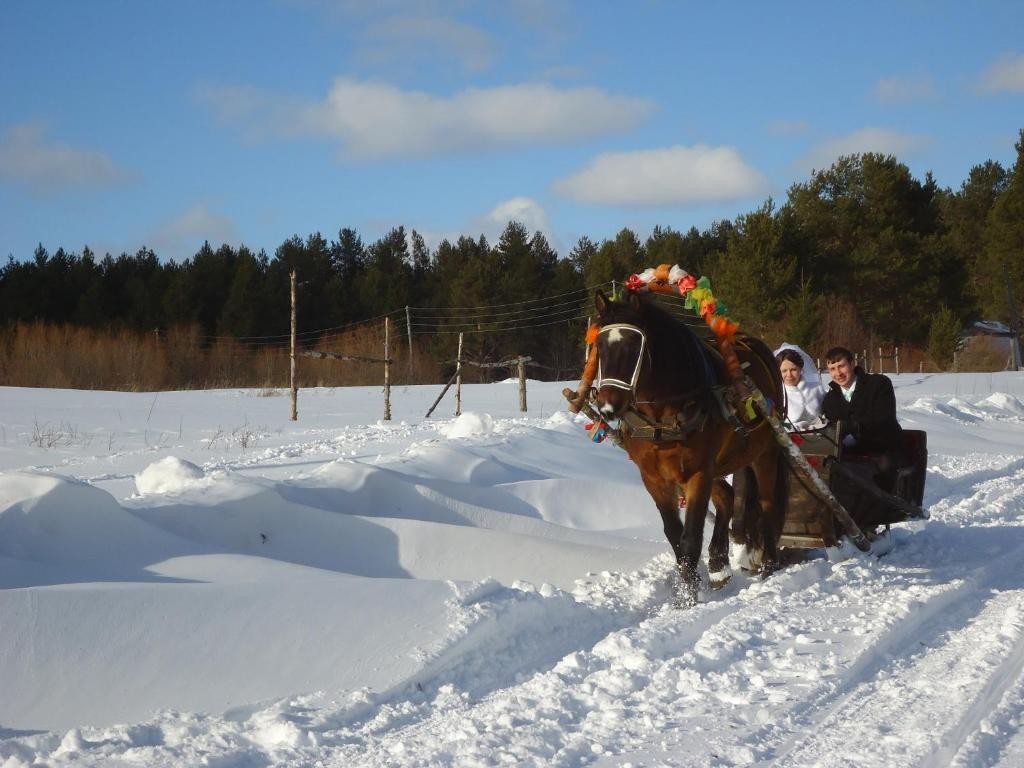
0, 122, 132, 195
196, 85, 306, 142
204, 78, 654, 159
873, 75, 937, 105
552, 144, 768, 207
149, 204, 238, 260
798, 128, 932, 173
482, 196, 550, 236
360, 16, 496, 74
978, 53, 1024, 93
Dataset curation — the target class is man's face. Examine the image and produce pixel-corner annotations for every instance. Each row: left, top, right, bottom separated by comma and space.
827, 357, 854, 388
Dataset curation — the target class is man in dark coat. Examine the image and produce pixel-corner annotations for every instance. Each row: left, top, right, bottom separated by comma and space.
822, 345, 906, 492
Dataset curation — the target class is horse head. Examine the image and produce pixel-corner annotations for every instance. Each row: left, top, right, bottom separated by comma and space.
592, 290, 648, 419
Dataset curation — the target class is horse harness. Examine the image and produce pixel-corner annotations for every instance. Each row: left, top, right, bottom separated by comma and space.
592, 321, 771, 447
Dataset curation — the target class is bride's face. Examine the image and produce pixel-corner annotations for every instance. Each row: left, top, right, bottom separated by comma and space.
779, 359, 803, 387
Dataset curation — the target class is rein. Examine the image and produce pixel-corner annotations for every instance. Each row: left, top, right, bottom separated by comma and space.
593, 318, 716, 442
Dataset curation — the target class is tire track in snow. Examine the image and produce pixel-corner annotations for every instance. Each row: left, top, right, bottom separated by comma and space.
757, 465, 1024, 767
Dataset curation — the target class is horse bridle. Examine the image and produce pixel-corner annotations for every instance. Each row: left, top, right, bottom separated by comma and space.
592, 319, 717, 441
594, 323, 647, 394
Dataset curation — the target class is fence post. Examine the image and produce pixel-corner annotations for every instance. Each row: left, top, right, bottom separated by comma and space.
290, 269, 297, 421
384, 317, 392, 421
878, 346, 883, 374
518, 356, 527, 412
455, 332, 463, 417
895, 347, 900, 375
862, 349, 868, 373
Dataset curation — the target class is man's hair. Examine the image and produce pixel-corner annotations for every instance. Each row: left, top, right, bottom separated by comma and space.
824, 346, 854, 365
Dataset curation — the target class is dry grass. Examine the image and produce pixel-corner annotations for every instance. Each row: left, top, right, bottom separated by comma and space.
0, 322, 443, 390
957, 336, 1014, 372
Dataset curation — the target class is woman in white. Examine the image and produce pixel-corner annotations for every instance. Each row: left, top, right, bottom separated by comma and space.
774, 343, 826, 431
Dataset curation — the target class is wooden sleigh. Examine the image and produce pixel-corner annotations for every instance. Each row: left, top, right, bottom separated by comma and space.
770, 423, 928, 550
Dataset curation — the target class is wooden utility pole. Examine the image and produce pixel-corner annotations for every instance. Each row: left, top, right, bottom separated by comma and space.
290, 269, 297, 421
406, 306, 413, 379
384, 317, 392, 421
455, 332, 463, 417
517, 356, 527, 412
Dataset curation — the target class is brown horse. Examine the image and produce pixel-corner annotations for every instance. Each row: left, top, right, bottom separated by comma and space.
590, 289, 788, 604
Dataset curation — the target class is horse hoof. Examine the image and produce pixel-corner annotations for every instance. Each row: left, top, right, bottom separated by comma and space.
673, 590, 698, 609
672, 579, 700, 608
708, 569, 732, 590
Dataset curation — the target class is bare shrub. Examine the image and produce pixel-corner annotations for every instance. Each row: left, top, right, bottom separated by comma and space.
817, 297, 872, 358
958, 336, 1012, 372
29, 419, 91, 449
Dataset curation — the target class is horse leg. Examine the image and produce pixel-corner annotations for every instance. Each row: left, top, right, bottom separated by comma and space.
752, 451, 787, 579
707, 478, 734, 588
639, 470, 705, 606
677, 471, 713, 605
637, 470, 685, 556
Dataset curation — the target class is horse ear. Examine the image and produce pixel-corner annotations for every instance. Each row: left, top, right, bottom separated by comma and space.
594, 289, 608, 316
629, 292, 642, 311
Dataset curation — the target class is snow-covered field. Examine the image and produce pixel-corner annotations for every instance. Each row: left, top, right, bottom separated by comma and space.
2, 371, 1024, 767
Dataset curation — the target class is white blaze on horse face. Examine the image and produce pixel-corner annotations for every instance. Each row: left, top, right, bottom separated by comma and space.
606, 327, 626, 345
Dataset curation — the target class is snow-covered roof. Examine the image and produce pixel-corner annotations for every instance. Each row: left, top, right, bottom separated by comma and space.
964, 319, 1013, 336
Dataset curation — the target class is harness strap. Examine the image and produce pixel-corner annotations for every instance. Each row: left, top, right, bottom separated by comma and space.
618, 404, 708, 442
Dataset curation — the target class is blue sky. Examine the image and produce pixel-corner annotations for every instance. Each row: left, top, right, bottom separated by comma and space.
2, 1, 1023, 263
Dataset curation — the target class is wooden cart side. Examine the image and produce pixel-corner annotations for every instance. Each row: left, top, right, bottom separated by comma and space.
779, 428, 842, 549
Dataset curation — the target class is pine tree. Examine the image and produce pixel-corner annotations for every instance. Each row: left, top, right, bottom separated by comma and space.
786, 276, 822, 349
927, 305, 961, 370
982, 130, 1024, 328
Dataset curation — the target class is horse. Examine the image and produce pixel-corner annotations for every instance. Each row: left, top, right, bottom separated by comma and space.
589, 289, 788, 604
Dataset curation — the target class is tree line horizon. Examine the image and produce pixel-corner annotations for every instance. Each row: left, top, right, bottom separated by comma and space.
2, 129, 1022, 385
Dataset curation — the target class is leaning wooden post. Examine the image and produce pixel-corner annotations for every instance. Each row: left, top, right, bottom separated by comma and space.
384, 317, 392, 421
455, 332, 463, 417
289, 268, 297, 421
895, 347, 900, 375
517, 356, 527, 412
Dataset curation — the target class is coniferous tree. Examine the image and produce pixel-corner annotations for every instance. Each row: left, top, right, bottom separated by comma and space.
359, 227, 412, 317
981, 130, 1024, 327
940, 161, 1007, 318
927, 305, 961, 370
786, 275, 823, 350
568, 236, 598, 282
584, 228, 644, 295
708, 199, 795, 337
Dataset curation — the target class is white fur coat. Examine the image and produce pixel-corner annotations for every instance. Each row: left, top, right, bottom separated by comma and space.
784, 378, 826, 430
